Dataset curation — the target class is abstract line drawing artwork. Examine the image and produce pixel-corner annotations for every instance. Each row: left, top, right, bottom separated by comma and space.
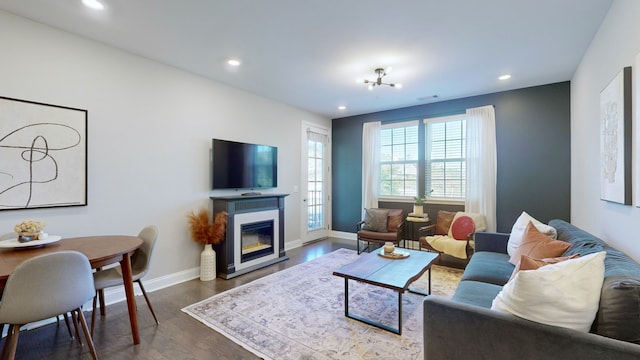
0, 96, 87, 211
599, 67, 631, 205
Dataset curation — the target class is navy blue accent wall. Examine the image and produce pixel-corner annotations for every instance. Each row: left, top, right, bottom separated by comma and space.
332, 82, 570, 233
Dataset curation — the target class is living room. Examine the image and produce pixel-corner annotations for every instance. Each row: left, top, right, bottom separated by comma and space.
1, 0, 640, 358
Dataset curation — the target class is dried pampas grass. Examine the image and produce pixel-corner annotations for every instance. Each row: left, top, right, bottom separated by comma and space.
210, 211, 227, 244
188, 209, 227, 245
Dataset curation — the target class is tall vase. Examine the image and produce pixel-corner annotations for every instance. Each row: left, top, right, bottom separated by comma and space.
200, 244, 216, 281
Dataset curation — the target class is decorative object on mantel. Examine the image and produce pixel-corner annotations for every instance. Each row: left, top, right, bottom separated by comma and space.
14, 220, 46, 243
187, 209, 228, 281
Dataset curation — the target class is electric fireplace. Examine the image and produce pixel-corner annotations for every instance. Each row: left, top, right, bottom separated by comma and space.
241, 220, 274, 263
211, 194, 288, 279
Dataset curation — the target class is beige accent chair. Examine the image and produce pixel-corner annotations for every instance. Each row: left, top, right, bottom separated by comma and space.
0, 251, 98, 360
356, 209, 405, 254
91, 225, 159, 336
0, 232, 78, 341
420, 211, 486, 259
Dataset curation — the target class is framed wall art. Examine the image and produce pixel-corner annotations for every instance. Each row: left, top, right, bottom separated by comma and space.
600, 67, 631, 205
0, 96, 87, 211
636, 54, 640, 207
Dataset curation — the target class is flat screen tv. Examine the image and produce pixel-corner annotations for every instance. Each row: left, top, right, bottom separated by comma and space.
211, 139, 278, 190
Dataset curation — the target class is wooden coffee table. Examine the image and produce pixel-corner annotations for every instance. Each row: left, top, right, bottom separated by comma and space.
333, 248, 440, 334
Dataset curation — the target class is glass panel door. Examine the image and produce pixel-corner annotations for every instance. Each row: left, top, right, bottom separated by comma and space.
308, 139, 324, 231
301, 124, 329, 243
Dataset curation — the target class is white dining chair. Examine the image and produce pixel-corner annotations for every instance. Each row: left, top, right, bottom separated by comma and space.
0, 232, 77, 342
0, 251, 98, 359
91, 225, 159, 336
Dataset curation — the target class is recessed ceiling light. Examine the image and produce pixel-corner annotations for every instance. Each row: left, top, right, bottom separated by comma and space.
227, 59, 241, 66
499, 74, 511, 80
338, 105, 346, 110
82, 0, 105, 10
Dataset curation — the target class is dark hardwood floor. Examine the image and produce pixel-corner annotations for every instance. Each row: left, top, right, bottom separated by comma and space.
10, 237, 356, 359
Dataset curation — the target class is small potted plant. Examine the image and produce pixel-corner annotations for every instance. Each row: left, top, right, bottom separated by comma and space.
413, 196, 426, 216
188, 209, 227, 281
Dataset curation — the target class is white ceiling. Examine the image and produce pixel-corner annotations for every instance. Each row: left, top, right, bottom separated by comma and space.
0, 0, 612, 119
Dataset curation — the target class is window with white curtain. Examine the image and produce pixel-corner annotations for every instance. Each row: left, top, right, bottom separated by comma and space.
424, 114, 466, 200
379, 121, 419, 197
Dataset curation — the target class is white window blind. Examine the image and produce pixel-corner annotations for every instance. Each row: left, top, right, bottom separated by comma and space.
379, 120, 419, 197
424, 115, 466, 200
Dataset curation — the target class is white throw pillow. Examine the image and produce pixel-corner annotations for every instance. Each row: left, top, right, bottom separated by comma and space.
491, 251, 606, 332
507, 211, 557, 257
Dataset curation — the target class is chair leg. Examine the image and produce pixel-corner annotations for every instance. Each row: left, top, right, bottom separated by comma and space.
91, 291, 97, 337
5, 324, 20, 360
0, 324, 10, 360
70, 311, 83, 346
75, 308, 98, 360
136, 280, 159, 325
61, 313, 74, 340
98, 289, 106, 316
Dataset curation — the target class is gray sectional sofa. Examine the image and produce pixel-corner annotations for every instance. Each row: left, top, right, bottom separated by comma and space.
423, 219, 640, 359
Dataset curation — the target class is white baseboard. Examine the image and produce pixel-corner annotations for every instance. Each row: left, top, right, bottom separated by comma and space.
285, 238, 302, 251
330, 230, 356, 241
97, 267, 200, 309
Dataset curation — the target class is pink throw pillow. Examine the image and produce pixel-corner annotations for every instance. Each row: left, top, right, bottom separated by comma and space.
450, 215, 475, 240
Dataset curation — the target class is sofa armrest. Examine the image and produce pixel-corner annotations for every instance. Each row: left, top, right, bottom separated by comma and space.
424, 296, 640, 360
474, 232, 510, 254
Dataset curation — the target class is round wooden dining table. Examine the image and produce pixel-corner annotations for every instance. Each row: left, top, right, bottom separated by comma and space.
0, 235, 144, 345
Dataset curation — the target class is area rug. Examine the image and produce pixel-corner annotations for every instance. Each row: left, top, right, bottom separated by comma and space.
182, 248, 462, 360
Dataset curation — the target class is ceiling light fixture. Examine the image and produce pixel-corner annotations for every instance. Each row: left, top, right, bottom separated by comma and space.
499, 74, 511, 80
362, 68, 401, 90
82, 0, 105, 10
338, 105, 346, 110
227, 59, 241, 66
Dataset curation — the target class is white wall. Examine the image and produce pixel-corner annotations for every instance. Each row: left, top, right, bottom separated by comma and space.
0, 11, 330, 282
571, 0, 640, 262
